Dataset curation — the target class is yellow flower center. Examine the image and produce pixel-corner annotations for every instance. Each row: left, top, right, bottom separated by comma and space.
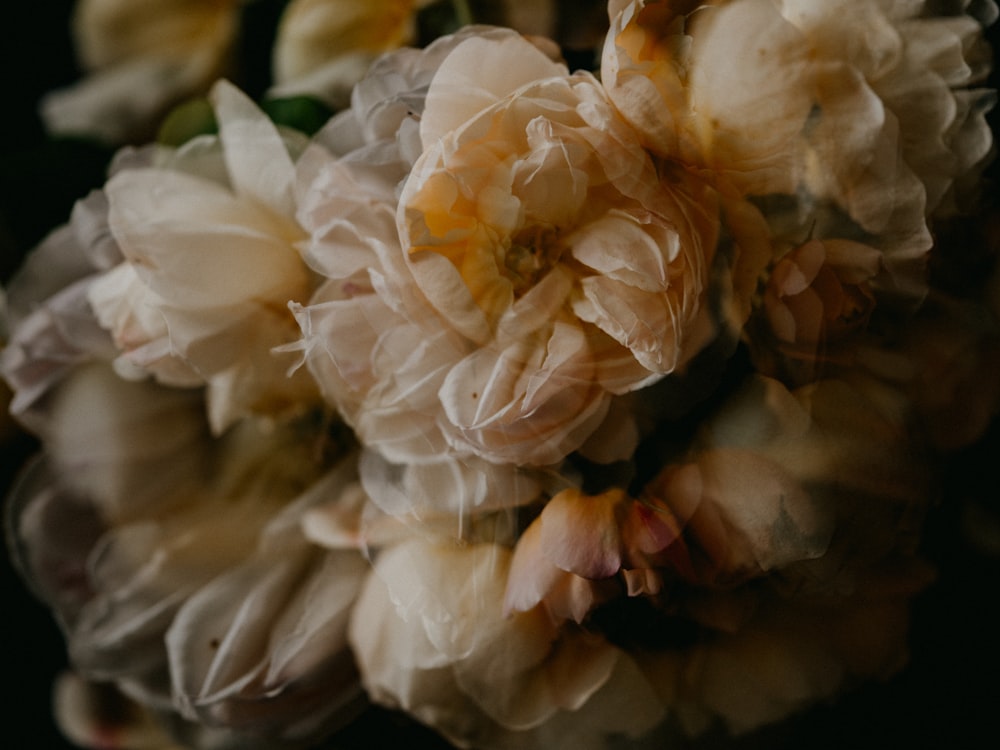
503, 226, 563, 294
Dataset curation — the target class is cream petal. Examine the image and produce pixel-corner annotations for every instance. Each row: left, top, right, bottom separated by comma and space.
210, 79, 298, 218
296, 155, 403, 280
106, 169, 305, 310
538, 489, 624, 579
569, 210, 675, 292
503, 518, 564, 615
438, 329, 609, 466
1, 280, 118, 432
405, 247, 494, 345
575, 275, 686, 376
359, 448, 546, 519
420, 32, 568, 147
47, 363, 208, 520
686, 0, 815, 194
350, 538, 663, 747
167, 545, 367, 739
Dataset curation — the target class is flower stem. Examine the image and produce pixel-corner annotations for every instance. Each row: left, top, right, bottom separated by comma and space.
451, 0, 473, 27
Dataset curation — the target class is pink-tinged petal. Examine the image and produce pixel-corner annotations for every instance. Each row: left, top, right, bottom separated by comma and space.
623, 499, 684, 560
504, 518, 566, 616
538, 488, 625, 579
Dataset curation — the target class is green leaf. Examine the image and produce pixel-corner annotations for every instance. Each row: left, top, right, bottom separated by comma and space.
261, 96, 335, 136
157, 98, 218, 147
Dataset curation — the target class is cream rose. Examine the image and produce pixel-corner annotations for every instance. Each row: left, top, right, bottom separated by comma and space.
349, 538, 664, 749
89, 80, 319, 433
294, 29, 725, 475
400, 41, 721, 465
603, 0, 996, 299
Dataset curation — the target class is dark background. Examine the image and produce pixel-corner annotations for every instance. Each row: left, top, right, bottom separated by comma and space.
2, 2, 998, 749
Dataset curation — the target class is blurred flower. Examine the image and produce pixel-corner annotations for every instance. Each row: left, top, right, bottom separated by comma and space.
270, 0, 435, 108
506, 372, 932, 736
348, 537, 664, 750
7, 366, 369, 747
762, 239, 880, 351
603, 0, 996, 299
746, 237, 883, 381
54, 672, 187, 750
41, 0, 241, 143
637, 564, 930, 735
896, 290, 1000, 452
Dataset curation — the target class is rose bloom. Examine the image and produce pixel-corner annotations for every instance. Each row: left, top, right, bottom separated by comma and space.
41, 0, 240, 143
294, 28, 732, 478
347, 537, 664, 750
88, 80, 320, 434
746, 237, 883, 382
603, 0, 996, 299
504, 372, 934, 736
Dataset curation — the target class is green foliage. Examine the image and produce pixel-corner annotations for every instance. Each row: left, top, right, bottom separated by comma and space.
261, 96, 334, 136
156, 98, 218, 147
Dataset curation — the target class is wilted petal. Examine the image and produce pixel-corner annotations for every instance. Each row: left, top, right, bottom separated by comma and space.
538, 488, 624, 579
419, 31, 568, 147
350, 538, 663, 747
167, 544, 368, 741
659, 449, 833, 580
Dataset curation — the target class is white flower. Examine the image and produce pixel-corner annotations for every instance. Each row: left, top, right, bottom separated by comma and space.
349, 537, 664, 749
294, 29, 724, 475
7, 366, 370, 745
89, 80, 319, 433
0, 189, 128, 435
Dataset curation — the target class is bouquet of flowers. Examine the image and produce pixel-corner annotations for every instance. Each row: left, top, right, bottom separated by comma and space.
2, 1, 998, 749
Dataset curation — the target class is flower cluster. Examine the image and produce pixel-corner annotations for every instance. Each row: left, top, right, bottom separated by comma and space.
2, 1, 998, 749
